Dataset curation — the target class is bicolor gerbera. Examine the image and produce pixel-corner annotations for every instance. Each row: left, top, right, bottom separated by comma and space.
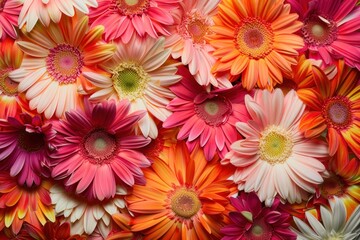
9, 16, 115, 119
221, 192, 296, 240
163, 66, 249, 161
89, 0, 179, 43
300, 61, 360, 160
83, 36, 181, 139
288, 0, 360, 69
0, 0, 21, 39
50, 184, 126, 236
165, 0, 230, 87
50, 100, 151, 201
0, 38, 23, 119
126, 142, 236, 239
210, 0, 304, 90
223, 89, 328, 205
293, 198, 360, 239
0, 113, 56, 187
0, 172, 55, 234
18, 0, 98, 32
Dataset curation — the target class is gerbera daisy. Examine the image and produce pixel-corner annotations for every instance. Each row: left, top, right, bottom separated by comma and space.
83, 36, 181, 139
0, 38, 23, 119
163, 66, 249, 161
221, 192, 296, 240
107, 213, 137, 240
18, 0, 98, 32
50, 184, 126, 236
88, 0, 179, 43
0, 0, 21, 39
165, 0, 230, 87
210, 0, 304, 90
0, 172, 55, 235
50, 100, 151, 201
293, 198, 360, 239
9, 16, 115, 119
223, 89, 328, 205
300, 60, 360, 160
0, 113, 56, 187
126, 142, 237, 239
288, 0, 360, 69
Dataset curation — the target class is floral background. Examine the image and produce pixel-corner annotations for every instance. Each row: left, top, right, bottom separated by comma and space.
0, 0, 359, 239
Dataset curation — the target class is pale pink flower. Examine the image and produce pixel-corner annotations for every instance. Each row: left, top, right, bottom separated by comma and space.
0, 0, 22, 39
223, 89, 329, 205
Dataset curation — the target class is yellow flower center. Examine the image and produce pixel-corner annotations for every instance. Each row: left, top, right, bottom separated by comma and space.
323, 96, 352, 130
235, 18, 274, 59
83, 130, 117, 164
170, 188, 201, 219
116, 0, 150, 15
326, 234, 344, 240
259, 126, 293, 165
112, 62, 149, 101
0, 69, 17, 96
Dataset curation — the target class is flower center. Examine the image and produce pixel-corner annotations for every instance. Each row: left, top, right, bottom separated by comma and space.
18, 131, 45, 152
179, 13, 210, 44
194, 96, 232, 126
302, 15, 337, 48
112, 62, 149, 101
0, 69, 17, 96
46, 44, 84, 84
115, 0, 150, 15
259, 126, 293, 165
235, 18, 274, 59
83, 130, 117, 164
170, 188, 201, 219
320, 175, 345, 199
245, 220, 272, 240
326, 234, 344, 240
323, 97, 352, 130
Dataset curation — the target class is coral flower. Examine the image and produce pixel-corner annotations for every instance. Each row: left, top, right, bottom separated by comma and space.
9, 16, 115, 119
165, 0, 230, 87
0, 113, 56, 187
18, 0, 98, 32
126, 142, 236, 239
299, 61, 360, 161
210, 0, 304, 90
0, 0, 21, 39
0, 173, 55, 235
50, 184, 126, 236
50, 100, 151, 201
89, 0, 179, 43
83, 36, 181, 139
163, 66, 249, 161
0, 38, 23, 119
288, 0, 360, 69
221, 192, 296, 240
223, 89, 328, 205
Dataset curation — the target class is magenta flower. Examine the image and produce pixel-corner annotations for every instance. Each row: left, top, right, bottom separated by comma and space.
221, 192, 297, 240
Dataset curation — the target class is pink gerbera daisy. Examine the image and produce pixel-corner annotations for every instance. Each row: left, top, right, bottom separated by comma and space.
223, 89, 329, 205
89, 0, 180, 43
50, 100, 151, 201
9, 16, 115, 119
0, 113, 56, 187
165, 0, 230, 87
163, 66, 249, 161
18, 0, 98, 32
288, 0, 360, 68
0, 0, 21, 39
221, 192, 296, 240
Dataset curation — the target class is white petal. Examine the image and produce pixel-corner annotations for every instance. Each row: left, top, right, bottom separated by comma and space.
305, 211, 326, 236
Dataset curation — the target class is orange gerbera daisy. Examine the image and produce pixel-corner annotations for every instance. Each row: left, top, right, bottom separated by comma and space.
126, 142, 236, 239
210, 0, 304, 90
300, 60, 360, 162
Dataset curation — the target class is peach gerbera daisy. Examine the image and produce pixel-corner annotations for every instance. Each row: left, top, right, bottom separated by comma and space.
165, 0, 230, 87
18, 0, 98, 32
0, 173, 55, 235
89, 0, 179, 43
0, 0, 21, 39
223, 89, 328, 205
126, 142, 236, 239
83, 36, 181, 139
210, 0, 304, 90
300, 60, 360, 161
9, 16, 115, 119
50, 100, 151, 201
